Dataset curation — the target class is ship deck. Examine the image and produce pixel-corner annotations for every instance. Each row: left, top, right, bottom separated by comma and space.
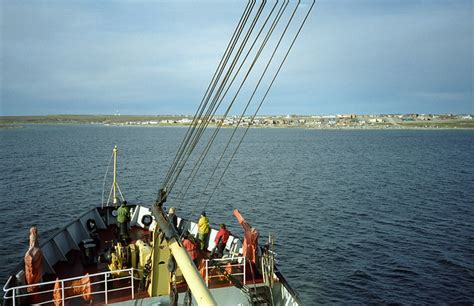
11, 222, 263, 305
2, 205, 303, 306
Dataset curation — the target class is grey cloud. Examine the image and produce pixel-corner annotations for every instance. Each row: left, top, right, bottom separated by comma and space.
1, 0, 472, 115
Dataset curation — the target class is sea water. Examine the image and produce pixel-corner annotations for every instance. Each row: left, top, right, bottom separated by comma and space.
1, 125, 473, 304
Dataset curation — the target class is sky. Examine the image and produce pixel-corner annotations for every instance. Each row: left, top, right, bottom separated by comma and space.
1, 0, 472, 116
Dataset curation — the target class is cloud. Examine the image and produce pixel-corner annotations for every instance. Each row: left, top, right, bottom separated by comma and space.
264, 0, 473, 114
1, 0, 472, 115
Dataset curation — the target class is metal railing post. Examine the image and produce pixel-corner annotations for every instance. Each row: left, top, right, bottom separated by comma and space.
61, 280, 65, 306
243, 257, 246, 285
205, 259, 209, 287
4, 268, 145, 306
104, 273, 108, 304
130, 269, 135, 299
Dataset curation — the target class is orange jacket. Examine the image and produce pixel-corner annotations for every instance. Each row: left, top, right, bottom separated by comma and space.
183, 238, 199, 260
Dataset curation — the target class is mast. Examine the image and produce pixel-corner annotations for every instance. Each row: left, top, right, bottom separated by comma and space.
113, 145, 118, 207
104, 145, 123, 208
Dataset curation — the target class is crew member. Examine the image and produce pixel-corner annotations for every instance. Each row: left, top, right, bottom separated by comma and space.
214, 224, 231, 258
233, 209, 259, 265
198, 211, 210, 251
168, 207, 178, 232
117, 201, 129, 240
182, 232, 200, 267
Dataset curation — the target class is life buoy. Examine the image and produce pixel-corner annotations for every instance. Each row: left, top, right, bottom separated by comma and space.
142, 214, 153, 227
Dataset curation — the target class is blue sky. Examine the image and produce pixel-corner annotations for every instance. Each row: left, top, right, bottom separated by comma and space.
1, 0, 472, 115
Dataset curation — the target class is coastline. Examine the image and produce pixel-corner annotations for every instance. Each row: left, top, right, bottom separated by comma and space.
1, 114, 473, 130
2, 122, 474, 131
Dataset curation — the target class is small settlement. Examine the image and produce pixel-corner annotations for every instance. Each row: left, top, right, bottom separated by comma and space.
118, 113, 473, 129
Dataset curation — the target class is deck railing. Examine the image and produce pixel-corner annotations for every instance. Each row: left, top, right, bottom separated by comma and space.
204, 257, 246, 287
4, 258, 248, 304
3, 268, 140, 306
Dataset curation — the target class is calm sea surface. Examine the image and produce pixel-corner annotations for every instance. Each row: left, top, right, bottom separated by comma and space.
1, 125, 473, 304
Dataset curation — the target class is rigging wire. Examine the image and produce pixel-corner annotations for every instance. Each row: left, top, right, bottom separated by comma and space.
159, 1, 257, 199
159, 1, 254, 196
178, 0, 295, 234
191, 0, 298, 210
101, 151, 114, 208
173, 0, 281, 203
188, 0, 288, 194
164, 0, 267, 198
202, 0, 316, 211
166, 1, 265, 195
102, 149, 126, 207
158, 0, 255, 200
156, 0, 316, 223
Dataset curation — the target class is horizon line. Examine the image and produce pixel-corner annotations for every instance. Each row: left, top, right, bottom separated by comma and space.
1, 112, 473, 117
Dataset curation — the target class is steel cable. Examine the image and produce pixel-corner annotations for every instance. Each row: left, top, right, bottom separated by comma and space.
159, 1, 255, 200
195, 0, 297, 210
165, 0, 266, 198
173, 0, 281, 204
156, 0, 316, 226
191, 0, 290, 201
178, 0, 293, 234
202, 0, 315, 211
160, 0, 257, 196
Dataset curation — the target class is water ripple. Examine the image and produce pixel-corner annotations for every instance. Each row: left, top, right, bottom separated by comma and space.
1, 126, 473, 304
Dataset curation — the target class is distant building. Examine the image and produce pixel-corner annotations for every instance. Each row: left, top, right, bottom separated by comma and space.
223, 119, 234, 125
179, 118, 192, 124
417, 115, 432, 121
368, 118, 383, 123
160, 120, 175, 124
336, 114, 357, 119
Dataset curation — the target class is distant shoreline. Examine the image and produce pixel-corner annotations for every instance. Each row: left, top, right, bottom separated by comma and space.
2, 123, 474, 131
1, 114, 473, 129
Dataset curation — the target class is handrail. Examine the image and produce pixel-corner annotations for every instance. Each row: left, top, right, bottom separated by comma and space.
3, 268, 141, 305
204, 256, 246, 286
7, 274, 134, 299
3, 268, 137, 294
2, 276, 13, 293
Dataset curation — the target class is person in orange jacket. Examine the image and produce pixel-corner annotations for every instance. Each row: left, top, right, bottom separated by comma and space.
182, 232, 200, 267
233, 209, 259, 265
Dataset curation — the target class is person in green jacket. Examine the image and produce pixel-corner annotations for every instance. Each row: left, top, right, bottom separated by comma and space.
197, 211, 210, 251
117, 201, 129, 240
